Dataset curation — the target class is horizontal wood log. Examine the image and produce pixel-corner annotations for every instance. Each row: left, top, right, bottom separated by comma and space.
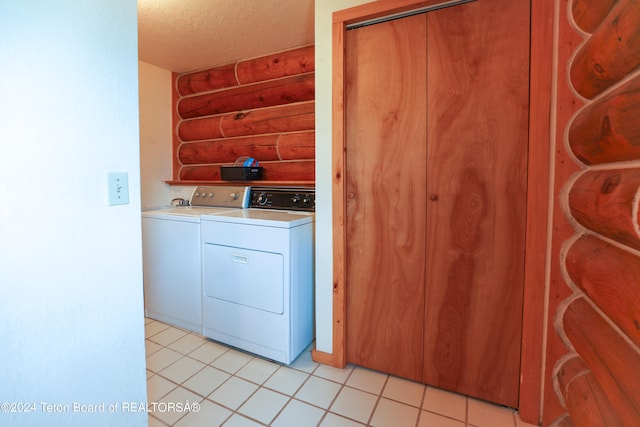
568, 74, 640, 165
565, 234, 640, 347
570, 0, 640, 99
177, 115, 224, 141
179, 160, 315, 182
178, 135, 280, 165
176, 63, 238, 96
178, 73, 315, 119
571, 0, 617, 34
562, 297, 640, 426
568, 168, 640, 250
556, 355, 589, 396
220, 101, 315, 138
277, 131, 315, 160
564, 369, 625, 427
236, 45, 315, 85
260, 160, 314, 181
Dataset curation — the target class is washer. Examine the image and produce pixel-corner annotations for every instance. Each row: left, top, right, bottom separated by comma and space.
141, 186, 249, 333
200, 187, 315, 364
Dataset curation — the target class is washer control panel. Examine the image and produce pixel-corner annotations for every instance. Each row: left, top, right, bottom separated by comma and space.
250, 187, 315, 211
190, 186, 250, 208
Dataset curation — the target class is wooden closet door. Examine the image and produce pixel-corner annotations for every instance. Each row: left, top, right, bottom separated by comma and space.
423, 0, 530, 408
344, 13, 428, 382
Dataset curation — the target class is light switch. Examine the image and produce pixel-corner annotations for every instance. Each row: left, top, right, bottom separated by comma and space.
108, 172, 129, 205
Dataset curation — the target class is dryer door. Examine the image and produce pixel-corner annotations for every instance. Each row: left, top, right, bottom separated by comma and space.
203, 243, 284, 314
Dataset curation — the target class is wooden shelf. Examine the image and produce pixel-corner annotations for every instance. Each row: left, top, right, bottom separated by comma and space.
165, 180, 315, 187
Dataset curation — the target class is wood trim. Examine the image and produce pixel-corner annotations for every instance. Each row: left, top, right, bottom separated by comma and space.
172, 71, 182, 180
519, 0, 554, 423
311, 20, 348, 369
325, 0, 552, 423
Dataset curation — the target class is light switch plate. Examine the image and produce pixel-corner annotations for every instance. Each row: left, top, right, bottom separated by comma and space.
108, 172, 129, 205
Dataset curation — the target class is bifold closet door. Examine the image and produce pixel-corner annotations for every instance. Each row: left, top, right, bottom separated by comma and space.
423, 0, 529, 408
344, 13, 428, 382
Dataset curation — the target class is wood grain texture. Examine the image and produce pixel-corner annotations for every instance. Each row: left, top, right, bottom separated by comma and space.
177, 73, 315, 119
179, 160, 314, 182
277, 131, 315, 160
176, 63, 238, 96
568, 74, 640, 165
568, 168, 640, 250
178, 135, 280, 164
236, 45, 315, 85
562, 297, 640, 426
571, 0, 617, 34
344, 13, 428, 382
570, 0, 640, 99
565, 234, 640, 348
422, 0, 529, 408
173, 46, 316, 184
177, 102, 315, 142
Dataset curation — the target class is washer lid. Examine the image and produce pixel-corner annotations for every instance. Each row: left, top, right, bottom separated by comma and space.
142, 206, 239, 221
201, 209, 314, 228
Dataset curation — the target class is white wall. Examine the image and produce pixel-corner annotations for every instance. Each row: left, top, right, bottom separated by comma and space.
314, 0, 371, 353
138, 62, 193, 209
0, 1, 148, 426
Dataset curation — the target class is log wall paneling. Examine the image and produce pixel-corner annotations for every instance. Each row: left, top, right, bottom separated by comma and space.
565, 234, 640, 347
569, 0, 640, 99
571, 0, 617, 34
555, 355, 624, 427
177, 73, 315, 119
562, 298, 640, 426
172, 45, 315, 184
550, 0, 640, 425
568, 74, 640, 165
568, 168, 640, 251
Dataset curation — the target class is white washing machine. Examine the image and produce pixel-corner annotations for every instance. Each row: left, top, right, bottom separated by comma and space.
141, 186, 249, 333
200, 187, 315, 364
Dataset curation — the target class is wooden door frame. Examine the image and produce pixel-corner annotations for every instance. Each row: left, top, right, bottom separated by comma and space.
310, 0, 554, 423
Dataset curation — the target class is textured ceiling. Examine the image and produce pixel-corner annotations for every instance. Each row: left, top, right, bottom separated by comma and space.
138, 0, 315, 74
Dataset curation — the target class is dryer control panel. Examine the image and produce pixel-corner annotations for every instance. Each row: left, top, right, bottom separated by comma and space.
250, 187, 315, 211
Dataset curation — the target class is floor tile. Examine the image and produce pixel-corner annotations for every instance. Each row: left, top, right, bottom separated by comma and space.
382, 375, 425, 407
149, 326, 189, 346
319, 412, 367, 427
182, 366, 231, 397
346, 366, 388, 395
295, 375, 342, 409
145, 320, 171, 337
158, 356, 206, 384
147, 374, 177, 402
146, 339, 163, 356
370, 397, 419, 427
222, 413, 265, 427
422, 386, 466, 422
188, 340, 229, 364
209, 376, 259, 410
289, 350, 319, 374
236, 357, 280, 385
272, 399, 325, 427
314, 363, 354, 384
152, 386, 202, 426
167, 333, 207, 355
264, 366, 310, 396
418, 410, 465, 427
237, 388, 289, 424
468, 398, 516, 427
211, 348, 253, 374
330, 386, 378, 424
146, 347, 184, 373
148, 414, 166, 427
174, 399, 232, 427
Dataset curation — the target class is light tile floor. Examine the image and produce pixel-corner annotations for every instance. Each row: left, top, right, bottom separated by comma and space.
145, 318, 538, 427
